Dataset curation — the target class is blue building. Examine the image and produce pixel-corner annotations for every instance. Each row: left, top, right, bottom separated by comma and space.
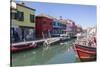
51, 19, 66, 37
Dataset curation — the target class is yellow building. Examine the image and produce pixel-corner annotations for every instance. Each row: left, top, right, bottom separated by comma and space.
11, 2, 36, 43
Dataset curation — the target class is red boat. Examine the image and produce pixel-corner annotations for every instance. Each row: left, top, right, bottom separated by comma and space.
74, 44, 96, 62
11, 42, 37, 52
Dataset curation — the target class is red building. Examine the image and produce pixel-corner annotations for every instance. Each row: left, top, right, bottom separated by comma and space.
36, 14, 53, 39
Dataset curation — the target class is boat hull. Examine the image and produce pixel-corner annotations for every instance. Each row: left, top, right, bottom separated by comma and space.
75, 44, 96, 62
11, 43, 37, 53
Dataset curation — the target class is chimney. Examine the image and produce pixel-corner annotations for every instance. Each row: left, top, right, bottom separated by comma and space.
19, 2, 25, 5
22, 2, 25, 5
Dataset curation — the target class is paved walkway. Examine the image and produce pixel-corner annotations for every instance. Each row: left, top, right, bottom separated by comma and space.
11, 37, 61, 46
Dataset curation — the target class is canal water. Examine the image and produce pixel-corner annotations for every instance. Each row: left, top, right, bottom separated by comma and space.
11, 39, 80, 66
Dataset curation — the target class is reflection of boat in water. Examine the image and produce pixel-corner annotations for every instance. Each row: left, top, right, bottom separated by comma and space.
74, 43, 96, 61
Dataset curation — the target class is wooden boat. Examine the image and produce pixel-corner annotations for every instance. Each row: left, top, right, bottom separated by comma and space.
74, 43, 96, 62
11, 42, 37, 52
74, 26, 96, 61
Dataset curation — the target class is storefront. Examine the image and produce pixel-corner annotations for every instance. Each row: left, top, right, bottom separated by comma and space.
20, 26, 35, 41
10, 26, 35, 43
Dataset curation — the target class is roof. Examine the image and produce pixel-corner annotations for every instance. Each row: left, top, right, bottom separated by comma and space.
36, 13, 54, 19
59, 19, 68, 24
16, 3, 36, 11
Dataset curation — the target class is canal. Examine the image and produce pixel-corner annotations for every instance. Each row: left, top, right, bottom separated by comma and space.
11, 39, 80, 66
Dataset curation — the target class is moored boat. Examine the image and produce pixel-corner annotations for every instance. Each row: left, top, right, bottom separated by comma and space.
74, 43, 96, 61
74, 26, 96, 62
11, 42, 37, 52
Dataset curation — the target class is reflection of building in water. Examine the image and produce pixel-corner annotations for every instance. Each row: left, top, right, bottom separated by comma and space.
10, 2, 36, 43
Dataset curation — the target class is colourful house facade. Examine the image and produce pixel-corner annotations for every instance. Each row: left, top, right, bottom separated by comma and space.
11, 2, 36, 43
76, 25, 83, 33
51, 19, 66, 37
36, 14, 53, 39
66, 19, 77, 37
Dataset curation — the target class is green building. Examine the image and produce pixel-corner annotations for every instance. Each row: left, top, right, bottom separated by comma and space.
11, 2, 36, 43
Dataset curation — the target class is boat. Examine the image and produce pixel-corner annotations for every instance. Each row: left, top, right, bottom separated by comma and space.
60, 34, 70, 41
74, 43, 96, 62
11, 42, 37, 52
74, 26, 96, 61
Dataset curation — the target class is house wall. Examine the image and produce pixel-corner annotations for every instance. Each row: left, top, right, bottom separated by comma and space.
36, 16, 53, 38
11, 3, 36, 43
12, 4, 35, 27
51, 20, 66, 37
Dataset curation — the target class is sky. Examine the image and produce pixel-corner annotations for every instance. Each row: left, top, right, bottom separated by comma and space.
16, 1, 96, 29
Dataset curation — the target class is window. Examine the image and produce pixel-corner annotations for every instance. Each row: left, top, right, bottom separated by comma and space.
10, 12, 17, 19
17, 11, 24, 21
30, 14, 35, 23
53, 22, 56, 26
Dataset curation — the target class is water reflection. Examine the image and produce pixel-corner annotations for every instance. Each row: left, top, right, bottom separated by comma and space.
12, 39, 79, 66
